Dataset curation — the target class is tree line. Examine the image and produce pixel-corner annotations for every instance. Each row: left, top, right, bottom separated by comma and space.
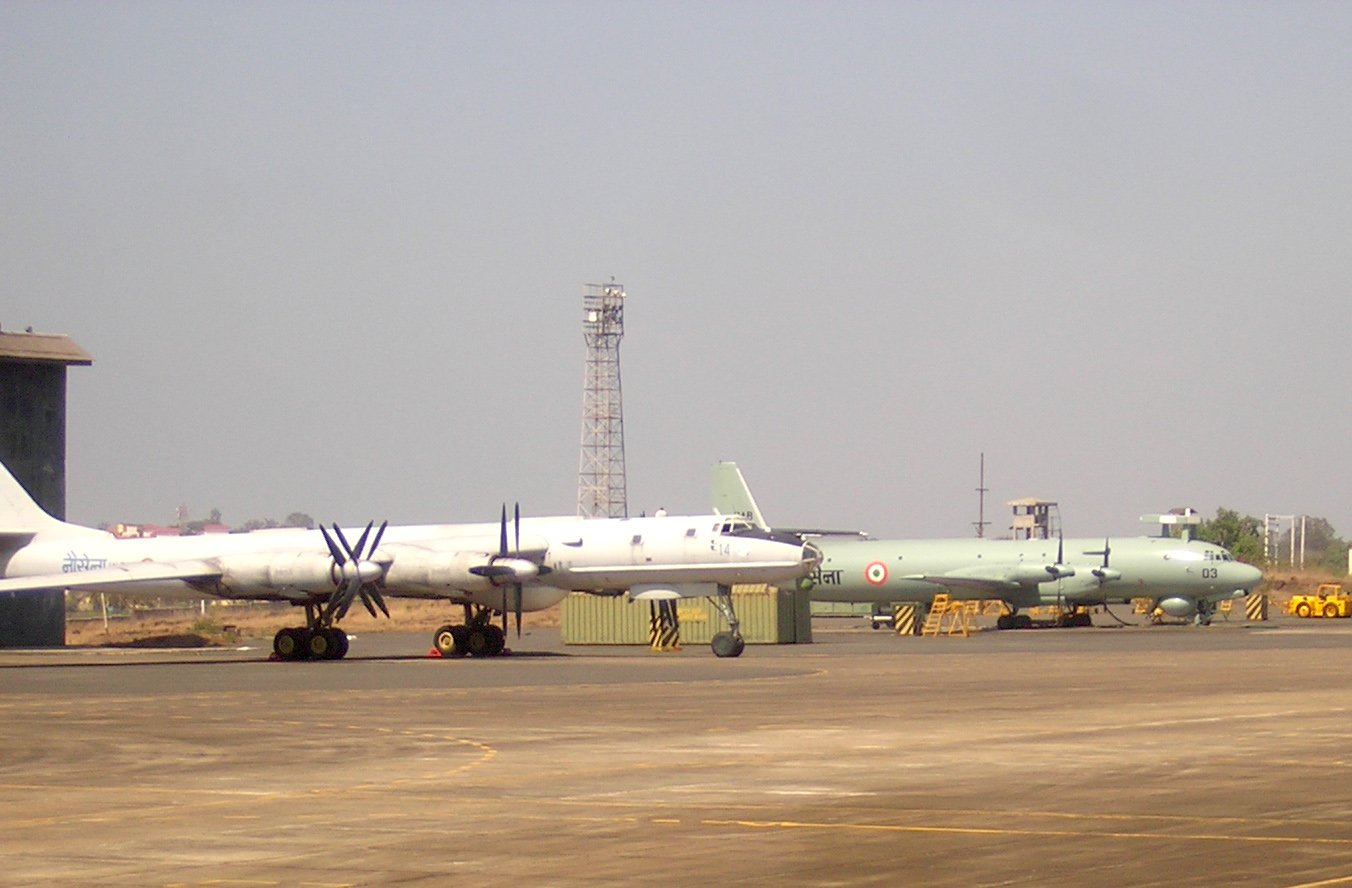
1192, 508, 1348, 574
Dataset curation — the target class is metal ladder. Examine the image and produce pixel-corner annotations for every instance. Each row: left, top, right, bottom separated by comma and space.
921, 593, 949, 637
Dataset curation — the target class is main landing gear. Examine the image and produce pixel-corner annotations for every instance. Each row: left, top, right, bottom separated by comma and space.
996, 612, 1034, 630
432, 604, 508, 658
709, 584, 746, 658
994, 607, 1093, 630
272, 602, 351, 661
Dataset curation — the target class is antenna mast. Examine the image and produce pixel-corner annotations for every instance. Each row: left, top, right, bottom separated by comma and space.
973, 452, 990, 538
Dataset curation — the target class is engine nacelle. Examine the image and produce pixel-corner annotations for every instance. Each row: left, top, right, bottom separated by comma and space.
1156, 596, 1198, 618
382, 549, 494, 593
219, 552, 336, 593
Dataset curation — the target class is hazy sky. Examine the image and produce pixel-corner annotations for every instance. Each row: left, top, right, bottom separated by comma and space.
4, 2, 1350, 541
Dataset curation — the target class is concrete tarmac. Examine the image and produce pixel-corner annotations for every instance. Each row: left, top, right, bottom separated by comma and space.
3, 615, 1352, 887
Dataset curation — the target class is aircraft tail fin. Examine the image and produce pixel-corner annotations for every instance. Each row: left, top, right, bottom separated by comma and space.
0, 459, 64, 535
710, 462, 771, 530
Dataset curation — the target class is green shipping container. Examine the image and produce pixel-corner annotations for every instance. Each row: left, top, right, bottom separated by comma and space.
810, 601, 875, 618
561, 585, 812, 645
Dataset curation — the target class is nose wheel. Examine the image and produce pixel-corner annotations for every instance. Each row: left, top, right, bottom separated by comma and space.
711, 631, 745, 658
709, 585, 746, 657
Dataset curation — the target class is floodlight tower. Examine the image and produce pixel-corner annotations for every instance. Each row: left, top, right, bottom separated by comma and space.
577, 281, 627, 518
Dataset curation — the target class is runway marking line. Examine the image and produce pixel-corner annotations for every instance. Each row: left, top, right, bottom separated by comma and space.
164, 882, 352, 888
1282, 877, 1352, 888
699, 818, 1352, 847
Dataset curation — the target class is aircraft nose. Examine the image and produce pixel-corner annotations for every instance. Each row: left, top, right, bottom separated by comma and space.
1235, 562, 1264, 591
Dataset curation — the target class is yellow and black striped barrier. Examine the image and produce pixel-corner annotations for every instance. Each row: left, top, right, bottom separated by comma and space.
1245, 593, 1268, 621
893, 603, 918, 636
648, 600, 681, 651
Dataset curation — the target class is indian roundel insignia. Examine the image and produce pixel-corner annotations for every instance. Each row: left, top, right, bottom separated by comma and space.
865, 561, 888, 586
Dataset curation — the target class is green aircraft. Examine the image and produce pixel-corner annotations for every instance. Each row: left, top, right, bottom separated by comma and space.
711, 463, 1264, 627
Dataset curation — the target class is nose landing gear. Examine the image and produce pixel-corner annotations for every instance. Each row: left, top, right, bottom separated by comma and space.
709, 584, 746, 658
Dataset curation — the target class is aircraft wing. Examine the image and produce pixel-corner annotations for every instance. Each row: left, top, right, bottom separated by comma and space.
904, 563, 1065, 593
0, 560, 222, 596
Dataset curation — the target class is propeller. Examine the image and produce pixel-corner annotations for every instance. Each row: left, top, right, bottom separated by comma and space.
469, 503, 548, 637
320, 520, 390, 621
1044, 533, 1075, 580
511, 503, 522, 636
1091, 537, 1121, 583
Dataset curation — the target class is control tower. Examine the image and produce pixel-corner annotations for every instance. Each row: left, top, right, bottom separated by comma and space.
1008, 498, 1058, 541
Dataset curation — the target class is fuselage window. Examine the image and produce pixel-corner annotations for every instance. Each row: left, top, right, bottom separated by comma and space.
685, 527, 697, 538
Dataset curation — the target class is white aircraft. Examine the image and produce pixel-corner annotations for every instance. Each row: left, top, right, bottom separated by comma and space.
0, 461, 820, 659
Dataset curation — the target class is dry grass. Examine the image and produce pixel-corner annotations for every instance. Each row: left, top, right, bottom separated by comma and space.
1261, 570, 1349, 608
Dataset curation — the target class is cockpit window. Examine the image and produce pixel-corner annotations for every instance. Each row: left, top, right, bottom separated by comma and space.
718, 517, 754, 535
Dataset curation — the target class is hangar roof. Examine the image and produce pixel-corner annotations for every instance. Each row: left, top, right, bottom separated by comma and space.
0, 329, 93, 366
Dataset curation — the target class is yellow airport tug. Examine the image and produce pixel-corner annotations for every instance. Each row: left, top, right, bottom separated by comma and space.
1288, 584, 1352, 618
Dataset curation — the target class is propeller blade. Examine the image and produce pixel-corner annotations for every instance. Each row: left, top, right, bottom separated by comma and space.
334, 578, 361, 620
513, 582, 522, 636
514, 503, 521, 556
357, 588, 378, 619
1057, 534, 1064, 566
369, 520, 388, 556
332, 524, 356, 561
369, 586, 390, 618
500, 588, 508, 634
319, 524, 346, 566
498, 505, 508, 558
1102, 538, 1111, 568
350, 521, 374, 562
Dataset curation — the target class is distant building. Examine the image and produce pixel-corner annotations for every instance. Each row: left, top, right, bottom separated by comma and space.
0, 327, 93, 647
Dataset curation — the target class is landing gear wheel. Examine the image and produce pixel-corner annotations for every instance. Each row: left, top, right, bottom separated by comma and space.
324, 628, 349, 659
465, 627, 493, 657
484, 624, 506, 656
433, 624, 460, 657
307, 629, 332, 660
273, 627, 308, 661
711, 632, 744, 658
